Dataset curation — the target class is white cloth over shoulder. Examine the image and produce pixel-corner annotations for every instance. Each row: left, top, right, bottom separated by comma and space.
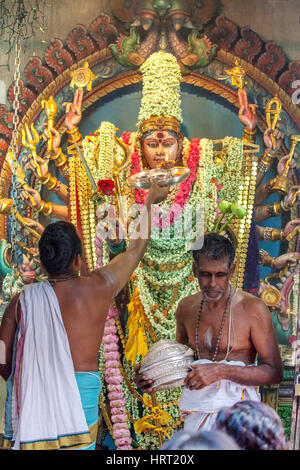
12, 281, 90, 450
179, 359, 260, 433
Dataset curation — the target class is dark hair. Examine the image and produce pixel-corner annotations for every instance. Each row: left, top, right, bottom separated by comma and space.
215, 400, 288, 451
161, 429, 240, 451
39, 221, 82, 277
193, 232, 235, 267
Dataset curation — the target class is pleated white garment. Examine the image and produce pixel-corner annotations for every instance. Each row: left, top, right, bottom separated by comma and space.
12, 281, 91, 450
179, 359, 260, 433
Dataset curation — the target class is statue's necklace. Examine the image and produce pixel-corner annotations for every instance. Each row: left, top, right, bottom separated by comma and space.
195, 286, 232, 362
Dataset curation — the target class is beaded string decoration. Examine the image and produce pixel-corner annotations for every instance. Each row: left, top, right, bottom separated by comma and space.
195, 285, 232, 362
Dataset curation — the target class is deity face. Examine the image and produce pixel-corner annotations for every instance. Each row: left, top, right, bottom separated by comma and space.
193, 255, 235, 302
142, 130, 182, 169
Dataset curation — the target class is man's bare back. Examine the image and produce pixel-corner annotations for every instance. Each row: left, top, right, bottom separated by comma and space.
0, 180, 169, 381
50, 273, 115, 371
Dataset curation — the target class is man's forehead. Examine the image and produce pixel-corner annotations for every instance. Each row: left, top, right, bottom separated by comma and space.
196, 254, 231, 271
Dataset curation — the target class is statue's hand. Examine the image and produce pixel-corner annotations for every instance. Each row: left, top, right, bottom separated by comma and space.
238, 88, 257, 131
20, 186, 42, 210
63, 88, 83, 130
277, 153, 298, 176
42, 125, 61, 154
19, 255, 38, 284
23, 217, 45, 235
28, 154, 49, 179
282, 219, 300, 239
283, 185, 300, 210
264, 126, 283, 154
272, 252, 300, 271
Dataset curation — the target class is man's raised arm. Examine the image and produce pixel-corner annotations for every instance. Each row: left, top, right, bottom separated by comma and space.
92, 179, 169, 297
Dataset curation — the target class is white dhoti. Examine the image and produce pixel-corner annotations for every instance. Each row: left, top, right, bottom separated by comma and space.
179, 359, 260, 433
4, 281, 93, 450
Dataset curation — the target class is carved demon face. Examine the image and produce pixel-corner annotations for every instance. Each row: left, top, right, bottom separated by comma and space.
136, 0, 192, 29
111, 0, 217, 32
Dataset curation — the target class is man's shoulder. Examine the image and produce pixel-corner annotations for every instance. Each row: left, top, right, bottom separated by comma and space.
177, 292, 201, 315
237, 289, 270, 317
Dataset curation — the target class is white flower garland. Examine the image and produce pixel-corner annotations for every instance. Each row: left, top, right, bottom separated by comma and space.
82, 121, 117, 183
137, 52, 183, 126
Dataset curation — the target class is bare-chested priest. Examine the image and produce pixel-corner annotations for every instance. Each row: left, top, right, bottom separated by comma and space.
0, 180, 168, 450
136, 233, 282, 432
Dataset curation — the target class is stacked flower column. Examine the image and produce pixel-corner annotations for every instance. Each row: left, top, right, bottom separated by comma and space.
95, 236, 133, 450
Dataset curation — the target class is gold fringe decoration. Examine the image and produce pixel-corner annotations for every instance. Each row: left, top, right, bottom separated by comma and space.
125, 288, 149, 365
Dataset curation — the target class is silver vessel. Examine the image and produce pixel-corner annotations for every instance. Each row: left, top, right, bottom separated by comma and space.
140, 340, 195, 391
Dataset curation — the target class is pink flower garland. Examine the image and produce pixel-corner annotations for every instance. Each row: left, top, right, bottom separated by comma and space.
122, 132, 201, 228
95, 236, 133, 450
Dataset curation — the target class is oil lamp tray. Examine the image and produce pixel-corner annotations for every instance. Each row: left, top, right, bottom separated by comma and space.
128, 166, 190, 189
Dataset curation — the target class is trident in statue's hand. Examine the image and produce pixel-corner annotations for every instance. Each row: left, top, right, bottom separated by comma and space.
266, 97, 282, 151
21, 123, 42, 178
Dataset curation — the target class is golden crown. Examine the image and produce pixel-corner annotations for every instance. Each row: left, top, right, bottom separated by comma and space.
139, 115, 181, 136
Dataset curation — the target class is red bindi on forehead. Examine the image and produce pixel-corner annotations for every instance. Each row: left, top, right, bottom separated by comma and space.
157, 132, 164, 139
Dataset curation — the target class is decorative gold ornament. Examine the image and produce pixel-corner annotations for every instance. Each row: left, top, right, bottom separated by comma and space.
139, 116, 181, 136
261, 286, 281, 307
225, 60, 247, 90
21, 123, 41, 177
260, 149, 276, 167
41, 95, 58, 154
271, 134, 300, 195
0, 198, 41, 240
70, 61, 98, 91
266, 96, 282, 151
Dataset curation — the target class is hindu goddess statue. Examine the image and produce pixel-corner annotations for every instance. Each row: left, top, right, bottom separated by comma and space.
15, 51, 265, 449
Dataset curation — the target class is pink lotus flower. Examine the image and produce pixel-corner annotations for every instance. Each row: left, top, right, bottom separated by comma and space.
107, 383, 123, 392
114, 429, 131, 439
104, 325, 118, 335
103, 342, 120, 352
116, 437, 132, 447
111, 414, 127, 423
108, 391, 124, 401
105, 360, 119, 368
110, 399, 126, 408
103, 334, 119, 344
105, 367, 121, 376
113, 422, 130, 430
105, 375, 122, 384
104, 351, 121, 360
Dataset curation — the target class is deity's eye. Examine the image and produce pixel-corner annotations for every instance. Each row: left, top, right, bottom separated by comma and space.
162, 139, 176, 147
146, 141, 158, 148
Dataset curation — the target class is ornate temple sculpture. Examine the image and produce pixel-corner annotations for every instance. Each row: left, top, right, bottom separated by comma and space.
0, 51, 260, 449
1, 3, 300, 449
